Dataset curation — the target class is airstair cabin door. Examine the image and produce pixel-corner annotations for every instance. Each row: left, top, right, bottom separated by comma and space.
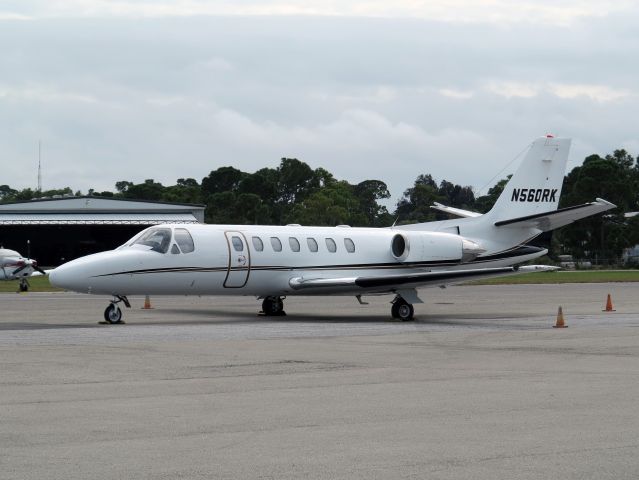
224, 232, 250, 288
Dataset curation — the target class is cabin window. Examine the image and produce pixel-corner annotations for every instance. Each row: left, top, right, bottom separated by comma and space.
289, 237, 300, 252
171, 244, 180, 254
231, 236, 244, 252
307, 238, 318, 252
132, 228, 172, 254
325, 238, 337, 253
174, 228, 195, 253
270, 237, 282, 252
344, 238, 355, 253
252, 236, 264, 252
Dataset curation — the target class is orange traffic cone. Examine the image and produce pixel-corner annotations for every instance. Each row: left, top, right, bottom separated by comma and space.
603, 294, 616, 312
142, 295, 153, 309
553, 306, 567, 328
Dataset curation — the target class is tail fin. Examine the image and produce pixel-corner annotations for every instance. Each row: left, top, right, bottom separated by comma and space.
487, 136, 570, 223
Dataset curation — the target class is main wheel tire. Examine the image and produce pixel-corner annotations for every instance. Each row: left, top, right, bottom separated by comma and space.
261, 296, 285, 316
391, 299, 414, 321
19, 282, 28, 292
104, 304, 123, 323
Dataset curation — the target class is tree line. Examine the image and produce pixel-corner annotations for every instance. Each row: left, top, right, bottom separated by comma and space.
1, 150, 638, 263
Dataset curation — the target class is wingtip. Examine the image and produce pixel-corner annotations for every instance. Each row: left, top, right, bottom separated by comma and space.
595, 198, 617, 209
518, 265, 561, 273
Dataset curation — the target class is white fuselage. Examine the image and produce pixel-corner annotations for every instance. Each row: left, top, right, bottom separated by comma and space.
49, 223, 545, 297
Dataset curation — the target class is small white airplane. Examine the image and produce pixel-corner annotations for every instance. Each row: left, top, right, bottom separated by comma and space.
0, 247, 47, 292
50, 136, 615, 323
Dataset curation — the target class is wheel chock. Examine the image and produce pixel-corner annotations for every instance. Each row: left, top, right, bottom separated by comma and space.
603, 293, 616, 312
553, 306, 567, 328
142, 295, 153, 309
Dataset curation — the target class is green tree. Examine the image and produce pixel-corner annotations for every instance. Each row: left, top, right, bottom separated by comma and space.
353, 180, 391, 226
438, 180, 475, 211
201, 167, 247, 196
237, 168, 279, 223
205, 191, 238, 224
395, 174, 442, 223
162, 178, 202, 204
555, 153, 638, 261
474, 176, 511, 213
115, 181, 133, 194
120, 179, 165, 201
277, 158, 318, 205
290, 181, 365, 226
0, 185, 18, 203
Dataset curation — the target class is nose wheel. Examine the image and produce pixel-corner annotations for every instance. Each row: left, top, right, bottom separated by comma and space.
391, 296, 414, 321
102, 295, 130, 324
104, 304, 122, 323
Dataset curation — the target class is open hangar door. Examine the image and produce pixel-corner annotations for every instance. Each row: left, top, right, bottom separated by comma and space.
0, 197, 205, 267
0, 224, 147, 267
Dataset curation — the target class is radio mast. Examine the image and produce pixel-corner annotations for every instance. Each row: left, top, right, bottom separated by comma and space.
37, 140, 42, 193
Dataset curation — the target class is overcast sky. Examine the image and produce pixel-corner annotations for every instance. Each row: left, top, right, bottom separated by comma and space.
2, 1, 638, 205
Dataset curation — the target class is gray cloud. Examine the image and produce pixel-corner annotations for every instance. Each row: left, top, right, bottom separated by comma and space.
1, 11, 638, 206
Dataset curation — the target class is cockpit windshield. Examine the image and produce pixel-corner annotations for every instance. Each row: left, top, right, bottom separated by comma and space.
131, 228, 172, 253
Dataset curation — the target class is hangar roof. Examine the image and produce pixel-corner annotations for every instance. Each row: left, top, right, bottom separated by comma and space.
0, 197, 205, 225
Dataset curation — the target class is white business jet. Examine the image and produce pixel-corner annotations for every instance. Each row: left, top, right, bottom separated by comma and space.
50, 136, 615, 323
0, 247, 47, 291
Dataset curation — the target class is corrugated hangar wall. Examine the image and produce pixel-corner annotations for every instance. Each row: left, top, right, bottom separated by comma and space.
0, 197, 205, 266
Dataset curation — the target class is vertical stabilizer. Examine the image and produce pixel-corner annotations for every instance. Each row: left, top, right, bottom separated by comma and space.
487, 136, 570, 223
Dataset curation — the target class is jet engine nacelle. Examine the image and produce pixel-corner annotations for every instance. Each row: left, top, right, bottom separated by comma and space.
390, 231, 485, 264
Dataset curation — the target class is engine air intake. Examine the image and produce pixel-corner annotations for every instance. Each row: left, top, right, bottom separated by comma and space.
391, 233, 409, 261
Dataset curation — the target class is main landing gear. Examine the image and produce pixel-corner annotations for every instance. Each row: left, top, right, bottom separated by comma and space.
260, 296, 286, 316
103, 295, 131, 324
391, 295, 415, 321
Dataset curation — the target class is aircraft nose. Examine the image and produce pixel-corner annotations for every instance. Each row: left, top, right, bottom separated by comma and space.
49, 250, 139, 294
49, 262, 77, 291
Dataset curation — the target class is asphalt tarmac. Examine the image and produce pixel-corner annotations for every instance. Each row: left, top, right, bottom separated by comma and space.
2, 284, 639, 479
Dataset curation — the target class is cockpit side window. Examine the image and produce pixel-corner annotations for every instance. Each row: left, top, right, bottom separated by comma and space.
132, 228, 172, 253
175, 228, 195, 253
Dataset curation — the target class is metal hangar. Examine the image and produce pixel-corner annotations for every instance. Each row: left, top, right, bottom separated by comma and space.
0, 197, 205, 266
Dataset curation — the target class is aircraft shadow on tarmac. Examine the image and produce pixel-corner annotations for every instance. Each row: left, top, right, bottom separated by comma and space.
0, 322, 101, 331
129, 307, 541, 329
0, 308, 544, 331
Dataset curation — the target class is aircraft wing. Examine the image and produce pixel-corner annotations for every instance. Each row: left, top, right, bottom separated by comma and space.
29, 269, 52, 277
431, 202, 482, 218
494, 198, 616, 231
289, 265, 557, 291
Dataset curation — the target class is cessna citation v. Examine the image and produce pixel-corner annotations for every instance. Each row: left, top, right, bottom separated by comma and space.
50, 136, 615, 323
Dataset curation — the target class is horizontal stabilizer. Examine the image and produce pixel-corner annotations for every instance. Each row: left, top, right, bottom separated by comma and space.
431, 202, 482, 218
289, 265, 558, 291
494, 198, 616, 231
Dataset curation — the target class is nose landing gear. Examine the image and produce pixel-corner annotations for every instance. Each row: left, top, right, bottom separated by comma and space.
102, 295, 131, 324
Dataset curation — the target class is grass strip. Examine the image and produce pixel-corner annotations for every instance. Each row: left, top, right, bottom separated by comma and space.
469, 270, 639, 285
3, 270, 639, 292
0, 276, 64, 293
